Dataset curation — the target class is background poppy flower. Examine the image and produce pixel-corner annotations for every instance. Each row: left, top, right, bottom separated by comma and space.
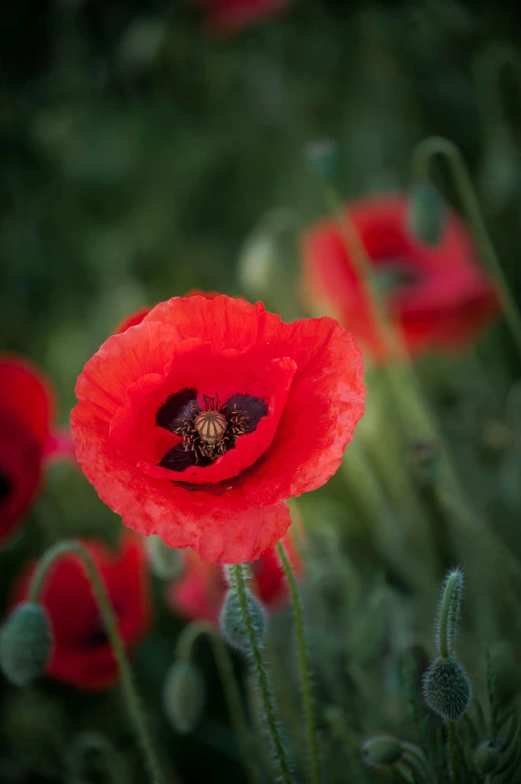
168, 531, 300, 624
196, 0, 289, 34
72, 295, 365, 564
8, 534, 152, 690
0, 357, 73, 546
302, 196, 499, 360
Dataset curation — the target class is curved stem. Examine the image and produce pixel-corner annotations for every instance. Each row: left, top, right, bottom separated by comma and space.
226, 564, 293, 784
437, 570, 462, 660
276, 541, 321, 784
29, 540, 166, 784
401, 742, 436, 784
176, 621, 263, 784
412, 135, 521, 359
447, 721, 462, 784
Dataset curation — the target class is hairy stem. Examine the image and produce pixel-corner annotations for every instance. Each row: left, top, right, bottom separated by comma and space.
447, 721, 462, 784
176, 621, 263, 784
437, 570, 462, 660
277, 541, 321, 784
29, 540, 167, 784
227, 564, 293, 784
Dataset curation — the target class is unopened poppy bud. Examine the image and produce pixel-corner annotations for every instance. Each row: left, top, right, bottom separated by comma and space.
362, 735, 403, 768
474, 740, 501, 775
0, 603, 53, 686
305, 138, 338, 181
163, 661, 205, 734
220, 587, 266, 654
407, 183, 446, 246
422, 656, 472, 722
146, 535, 183, 580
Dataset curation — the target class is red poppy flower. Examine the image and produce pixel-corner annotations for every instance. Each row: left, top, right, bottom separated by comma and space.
196, 0, 288, 33
114, 292, 223, 335
0, 357, 73, 546
8, 534, 151, 690
168, 530, 300, 623
302, 196, 499, 360
72, 295, 365, 564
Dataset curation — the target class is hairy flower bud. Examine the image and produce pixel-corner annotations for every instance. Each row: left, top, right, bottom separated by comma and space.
163, 661, 205, 735
220, 586, 266, 654
146, 535, 183, 580
407, 183, 446, 246
474, 740, 501, 775
423, 656, 472, 721
0, 603, 53, 686
362, 735, 403, 768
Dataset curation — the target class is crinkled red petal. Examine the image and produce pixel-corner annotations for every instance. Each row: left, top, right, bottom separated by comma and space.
72, 296, 364, 563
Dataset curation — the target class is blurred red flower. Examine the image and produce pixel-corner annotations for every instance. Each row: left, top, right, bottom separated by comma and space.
197, 0, 289, 33
0, 357, 73, 546
169, 531, 301, 624
72, 295, 365, 563
9, 534, 151, 690
302, 196, 499, 360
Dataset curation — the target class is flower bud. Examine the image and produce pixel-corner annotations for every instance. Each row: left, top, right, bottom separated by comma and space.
146, 535, 183, 580
407, 183, 446, 246
362, 735, 403, 768
220, 587, 266, 654
163, 661, 205, 735
474, 740, 501, 775
0, 603, 53, 686
422, 656, 472, 722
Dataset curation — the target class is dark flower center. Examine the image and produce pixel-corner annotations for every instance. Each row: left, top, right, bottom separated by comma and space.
84, 605, 123, 648
0, 470, 12, 502
372, 258, 421, 300
155, 388, 268, 472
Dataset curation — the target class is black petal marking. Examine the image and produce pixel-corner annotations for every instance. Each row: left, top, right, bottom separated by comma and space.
159, 443, 211, 471
222, 394, 268, 433
156, 390, 269, 473
156, 387, 199, 432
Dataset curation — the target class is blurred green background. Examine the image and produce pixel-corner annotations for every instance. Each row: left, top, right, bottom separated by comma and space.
2, 1, 521, 783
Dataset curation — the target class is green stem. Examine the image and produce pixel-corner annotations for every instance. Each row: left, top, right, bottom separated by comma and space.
227, 564, 293, 784
437, 570, 461, 660
276, 541, 321, 784
29, 540, 166, 784
412, 135, 521, 359
473, 44, 521, 128
176, 621, 263, 784
321, 177, 521, 590
447, 721, 462, 784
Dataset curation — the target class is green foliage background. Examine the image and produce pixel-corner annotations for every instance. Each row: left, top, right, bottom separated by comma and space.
2, 1, 521, 782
